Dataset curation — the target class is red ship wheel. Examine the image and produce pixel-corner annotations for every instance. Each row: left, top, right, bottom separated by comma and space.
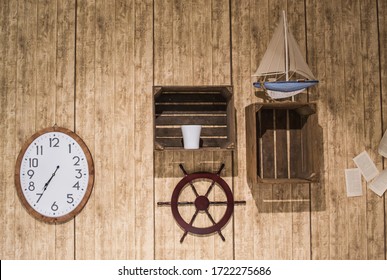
158, 164, 245, 243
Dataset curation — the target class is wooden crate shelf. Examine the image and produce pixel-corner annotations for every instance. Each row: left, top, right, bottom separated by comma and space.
246, 102, 321, 184
154, 86, 235, 150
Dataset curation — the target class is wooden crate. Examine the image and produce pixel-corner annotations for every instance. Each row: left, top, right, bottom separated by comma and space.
154, 86, 235, 150
246, 102, 321, 184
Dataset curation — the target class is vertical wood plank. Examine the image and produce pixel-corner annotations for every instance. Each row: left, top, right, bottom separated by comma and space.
213, 150, 234, 259
286, 1, 312, 260
291, 184, 311, 259
172, 151, 196, 259
232, 0, 263, 260
113, 0, 136, 259
260, 110, 275, 179
0, 0, 18, 260
154, 0, 175, 260
378, 0, 387, 260
289, 110, 302, 178
192, 150, 214, 259
36, 0, 57, 259
210, 0, 233, 260
153, 0, 173, 86
15, 0, 39, 259
94, 0, 115, 259
154, 151, 176, 259
342, 0, 367, 260
275, 109, 288, 178
75, 0, 96, 260
36, 0, 56, 130
360, 0, 385, 260
191, 0, 215, 258
306, 0, 330, 260
192, 0, 212, 85
54, 0, 76, 259
211, 0, 231, 85
172, 6, 194, 258
133, 0, 154, 259
173, 0, 192, 85
269, 0, 293, 260
325, 0, 348, 259
230, 1, 255, 259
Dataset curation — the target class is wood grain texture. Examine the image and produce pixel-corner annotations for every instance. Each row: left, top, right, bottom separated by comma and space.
75, 0, 97, 260
14, 0, 40, 259
113, 0, 136, 259
360, 0, 385, 260
153, 0, 232, 259
379, 0, 387, 260
306, 0, 330, 260
232, 0, 262, 260
54, 0, 76, 260
133, 0, 154, 259
342, 0, 366, 259
1, 0, 387, 260
154, 0, 176, 260
0, 0, 18, 260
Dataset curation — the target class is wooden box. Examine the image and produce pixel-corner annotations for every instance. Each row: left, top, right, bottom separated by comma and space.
154, 86, 235, 150
246, 102, 320, 184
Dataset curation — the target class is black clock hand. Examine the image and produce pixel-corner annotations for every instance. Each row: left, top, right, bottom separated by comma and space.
43, 165, 60, 191
36, 166, 60, 203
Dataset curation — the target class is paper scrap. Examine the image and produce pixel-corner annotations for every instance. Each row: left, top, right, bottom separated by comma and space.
378, 129, 387, 158
353, 151, 379, 182
345, 168, 363, 197
369, 169, 387, 197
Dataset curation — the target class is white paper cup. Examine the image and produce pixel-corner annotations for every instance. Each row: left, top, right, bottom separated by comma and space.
181, 125, 202, 149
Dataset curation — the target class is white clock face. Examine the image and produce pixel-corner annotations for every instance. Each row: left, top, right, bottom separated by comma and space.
19, 131, 91, 219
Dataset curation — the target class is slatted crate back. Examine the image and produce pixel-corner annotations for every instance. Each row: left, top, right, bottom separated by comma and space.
154, 86, 235, 150
246, 102, 321, 184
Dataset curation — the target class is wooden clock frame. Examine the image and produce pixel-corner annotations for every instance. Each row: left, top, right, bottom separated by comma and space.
14, 126, 95, 224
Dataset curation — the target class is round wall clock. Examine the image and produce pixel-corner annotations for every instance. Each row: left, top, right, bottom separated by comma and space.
15, 126, 94, 224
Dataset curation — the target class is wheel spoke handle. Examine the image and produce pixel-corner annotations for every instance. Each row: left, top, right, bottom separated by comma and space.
158, 201, 246, 206
180, 209, 199, 243
205, 210, 225, 241
179, 164, 200, 197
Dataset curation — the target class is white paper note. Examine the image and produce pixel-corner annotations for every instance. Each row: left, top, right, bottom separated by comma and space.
353, 151, 379, 182
369, 169, 387, 197
378, 129, 387, 158
345, 168, 363, 197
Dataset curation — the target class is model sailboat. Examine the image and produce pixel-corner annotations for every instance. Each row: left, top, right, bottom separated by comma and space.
253, 11, 318, 99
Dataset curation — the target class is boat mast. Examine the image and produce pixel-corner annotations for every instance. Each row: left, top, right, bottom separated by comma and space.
283, 10, 289, 81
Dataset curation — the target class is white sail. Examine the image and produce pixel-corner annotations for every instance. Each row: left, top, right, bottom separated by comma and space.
252, 11, 315, 81
252, 15, 285, 77
288, 31, 316, 80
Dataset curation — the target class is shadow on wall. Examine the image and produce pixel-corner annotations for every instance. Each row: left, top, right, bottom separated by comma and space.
154, 150, 234, 179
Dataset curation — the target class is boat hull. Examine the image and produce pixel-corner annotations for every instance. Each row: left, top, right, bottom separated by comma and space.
253, 80, 319, 92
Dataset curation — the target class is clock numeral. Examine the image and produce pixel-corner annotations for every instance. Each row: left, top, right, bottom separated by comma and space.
75, 169, 82, 179
29, 158, 39, 168
68, 144, 72, 153
51, 201, 59, 212
28, 181, 35, 191
73, 156, 80, 166
36, 192, 43, 203
67, 194, 74, 204
49, 137, 59, 148
72, 181, 80, 190
27, 169, 34, 179
36, 145, 43, 155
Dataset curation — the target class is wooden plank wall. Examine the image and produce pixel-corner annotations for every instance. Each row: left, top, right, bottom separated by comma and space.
0, 0, 386, 260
